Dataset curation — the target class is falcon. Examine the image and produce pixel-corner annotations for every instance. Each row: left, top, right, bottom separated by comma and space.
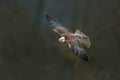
46, 15, 91, 62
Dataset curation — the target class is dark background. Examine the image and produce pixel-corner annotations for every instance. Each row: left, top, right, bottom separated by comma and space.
0, 0, 120, 80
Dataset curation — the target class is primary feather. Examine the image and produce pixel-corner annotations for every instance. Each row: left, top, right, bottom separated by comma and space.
46, 14, 72, 37
70, 40, 89, 62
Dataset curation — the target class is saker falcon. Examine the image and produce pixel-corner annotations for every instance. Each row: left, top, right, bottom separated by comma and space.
46, 15, 91, 62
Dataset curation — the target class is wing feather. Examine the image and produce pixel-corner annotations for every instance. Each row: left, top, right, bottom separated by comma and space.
46, 15, 72, 36
66, 40, 89, 62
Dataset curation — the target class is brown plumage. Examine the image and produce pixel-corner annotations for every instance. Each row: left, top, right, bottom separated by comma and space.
46, 14, 91, 62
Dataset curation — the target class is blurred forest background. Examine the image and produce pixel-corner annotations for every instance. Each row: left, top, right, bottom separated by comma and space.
0, 0, 120, 80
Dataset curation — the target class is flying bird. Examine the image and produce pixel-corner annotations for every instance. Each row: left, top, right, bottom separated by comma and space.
46, 15, 91, 62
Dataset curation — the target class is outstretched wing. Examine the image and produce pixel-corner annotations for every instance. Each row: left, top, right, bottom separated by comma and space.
74, 29, 91, 48
66, 39, 89, 62
46, 15, 72, 36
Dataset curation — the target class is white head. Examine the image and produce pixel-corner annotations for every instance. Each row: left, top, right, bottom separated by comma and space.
59, 36, 66, 43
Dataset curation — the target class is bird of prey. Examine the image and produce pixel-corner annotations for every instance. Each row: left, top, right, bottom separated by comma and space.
46, 15, 91, 62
